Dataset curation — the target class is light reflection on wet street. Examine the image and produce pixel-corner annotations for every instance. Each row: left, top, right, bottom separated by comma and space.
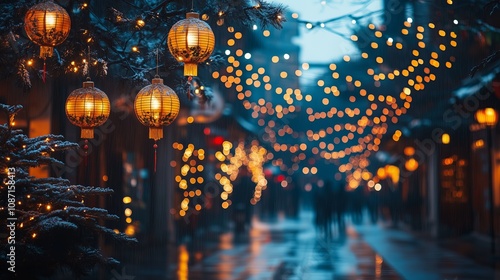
160, 211, 500, 280
121, 211, 500, 280
173, 213, 402, 280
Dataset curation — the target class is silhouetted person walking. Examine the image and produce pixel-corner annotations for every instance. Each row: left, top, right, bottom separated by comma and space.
332, 180, 346, 233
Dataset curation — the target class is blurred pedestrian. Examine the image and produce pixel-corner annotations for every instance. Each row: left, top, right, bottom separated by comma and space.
367, 189, 379, 224
332, 180, 346, 233
313, 180, 332, 237
232, 168, 254, 236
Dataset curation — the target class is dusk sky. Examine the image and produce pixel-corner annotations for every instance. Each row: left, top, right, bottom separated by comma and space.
273, 0, 383, 63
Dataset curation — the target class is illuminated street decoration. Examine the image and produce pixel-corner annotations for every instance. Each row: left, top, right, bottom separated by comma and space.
24, 0, 71, 58
215, 141, 239, 209
173, 140, 269, 212
475, 107, 498, 126
134, 76, 180, 172
212, 17, 459, 183
215, 140, 269, 206
65, 79, 110, 139
24, 0, 71, 82
405, 158, 419, 172
134, 77, 180, 141
247, 142, 269, 205
167, 12, 215, 76
173, 143, 206, 217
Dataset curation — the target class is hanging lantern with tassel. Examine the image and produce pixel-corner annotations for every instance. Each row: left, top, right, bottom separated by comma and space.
167, 12, 215, 76
24, 0, 71, 58
134, 76, 180, 171
65, 79, 110, 139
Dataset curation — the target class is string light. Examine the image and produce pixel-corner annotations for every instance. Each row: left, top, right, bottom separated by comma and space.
208, 7, 460, 186
136, 18, 145, 28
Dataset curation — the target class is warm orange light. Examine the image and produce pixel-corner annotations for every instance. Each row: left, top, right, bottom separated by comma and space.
125, 225, 135, 236
386, 165, 400, 184
404, 146, 415, 156
134, 77, 180, 140
405, 158, 419, 171
377, 167, 387, 179
24, 0, 71, 58
167, 12, 215, 76
136, 18, 145, 28
65, 80, 110, 139
441, 133, 450, 144
475, 108, 498, 127
474, 139, 485, 148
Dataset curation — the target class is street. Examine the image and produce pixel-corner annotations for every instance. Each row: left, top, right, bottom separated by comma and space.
148, 212, 500, 280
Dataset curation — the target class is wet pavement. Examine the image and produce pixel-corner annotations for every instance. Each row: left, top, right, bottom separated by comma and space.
183, 219, 401, 279
354, 225, 499, 280
158, 212, 500, 280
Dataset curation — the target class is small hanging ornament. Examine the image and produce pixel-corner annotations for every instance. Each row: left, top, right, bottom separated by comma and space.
65, 78, 110, 139
167, 12, 215, 76
24, 0, 71, 58
134, 76, 180, 171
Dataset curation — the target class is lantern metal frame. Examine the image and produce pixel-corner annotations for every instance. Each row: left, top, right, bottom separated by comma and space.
134, 76, 180, 141
167, 12, 215, 76
65, 80, 110, 139
24, 0, 71, 58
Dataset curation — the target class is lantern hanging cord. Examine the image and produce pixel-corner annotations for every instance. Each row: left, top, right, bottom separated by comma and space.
191, 0, 194, 11
153, 141, 158, 173
156, 48, 159, 77
83, 139, 89, 167
43, 60, 46, 83
187, 76, 193, 100
41, 48, 48, 83
87, 46, 91, 80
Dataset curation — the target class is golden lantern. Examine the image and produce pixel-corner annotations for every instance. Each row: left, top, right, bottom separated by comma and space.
65, 80, 110, 139
134, 76, 180, 141
24, 0, 71, 58
167, 12, 215, 76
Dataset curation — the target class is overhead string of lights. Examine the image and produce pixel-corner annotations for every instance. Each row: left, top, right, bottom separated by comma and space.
212, 11, 460, 183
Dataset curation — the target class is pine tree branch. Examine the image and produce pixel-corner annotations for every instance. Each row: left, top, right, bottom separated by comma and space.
0, 1, 286, 86
0, 103, 137, 278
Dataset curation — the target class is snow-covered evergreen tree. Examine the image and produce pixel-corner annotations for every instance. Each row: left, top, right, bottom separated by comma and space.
0, 104, 136, 279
